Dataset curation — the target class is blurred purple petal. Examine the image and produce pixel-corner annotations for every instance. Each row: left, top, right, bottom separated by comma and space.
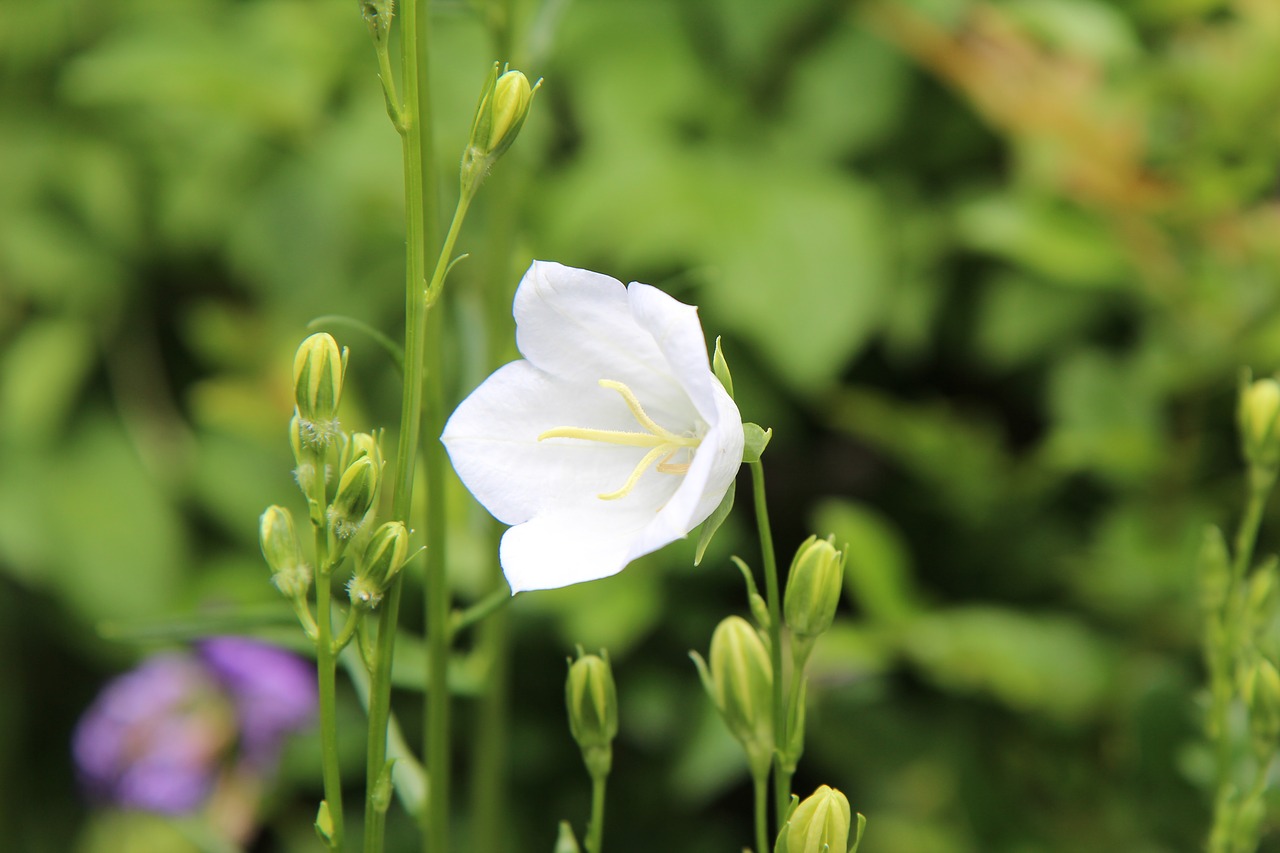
197, 637, 317, 766
72, 654, 233, 813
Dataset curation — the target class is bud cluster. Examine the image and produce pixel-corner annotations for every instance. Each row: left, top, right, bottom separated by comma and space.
261, 332, 407, 654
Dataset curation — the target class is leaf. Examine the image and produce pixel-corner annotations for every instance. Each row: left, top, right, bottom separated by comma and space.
694, 480, 736, 566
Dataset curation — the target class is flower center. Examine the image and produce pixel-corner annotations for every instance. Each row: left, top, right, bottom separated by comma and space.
538, 379, 701, 500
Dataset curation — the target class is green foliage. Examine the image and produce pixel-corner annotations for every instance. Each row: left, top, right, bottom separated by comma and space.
4, 0, 1280, 849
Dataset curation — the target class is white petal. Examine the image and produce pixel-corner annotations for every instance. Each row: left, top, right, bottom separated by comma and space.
500, 510, 638, 592
513, 262, 694, 426
626, 281, 721, 426
629, 380, 744, 559
441, 361, 663, 525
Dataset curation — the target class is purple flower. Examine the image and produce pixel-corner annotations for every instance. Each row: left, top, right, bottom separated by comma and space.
197, 636, 317, 768
73, 638, 317, 816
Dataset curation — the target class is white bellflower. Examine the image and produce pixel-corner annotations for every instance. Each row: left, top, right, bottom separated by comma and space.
443, 261, 744, 592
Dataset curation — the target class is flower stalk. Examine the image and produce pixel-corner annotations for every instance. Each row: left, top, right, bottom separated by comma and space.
362, 0, 436, 845
750, 460, 788, 824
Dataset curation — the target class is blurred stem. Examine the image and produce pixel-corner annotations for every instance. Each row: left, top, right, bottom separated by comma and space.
365, 0, 437, 846
586, 773, 607, 853
314, 531, 345, 851
753, 770, 769, 853
468, 19, 521, 829
422, 191, 474, 853
749, 460, 787, 827
1208, 463, 1278, 853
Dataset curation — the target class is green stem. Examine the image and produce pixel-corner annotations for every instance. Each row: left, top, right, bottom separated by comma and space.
753, 771, 770, 853
333, 606, 362, 653
422, 195, 473, 853
749, 461, 787, 827
362, 0, 436, 846
776, 638, 814, 812
1207, 464, 1279, 853
450, 584, 513, 640
315, 532, 345, 850
586, 772, 608, 853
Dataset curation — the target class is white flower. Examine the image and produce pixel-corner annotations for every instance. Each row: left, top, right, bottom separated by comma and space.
442, 261, 744, 593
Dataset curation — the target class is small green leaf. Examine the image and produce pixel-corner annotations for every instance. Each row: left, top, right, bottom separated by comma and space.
732, 555, 770, 629
743, 424, 772, 462
372, 760, 395, 813
850, 813, 867, 853
314, 801, 335, 846
554, 820, 582, 853
694, 479, 736, 566
713, 336, 734, 398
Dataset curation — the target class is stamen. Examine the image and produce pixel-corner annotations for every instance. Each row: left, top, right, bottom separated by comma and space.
536, 379, 702, 500
599, 446, 668, 500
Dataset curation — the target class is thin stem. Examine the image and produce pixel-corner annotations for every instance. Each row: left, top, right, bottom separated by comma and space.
362, 0, 434, 845
586, 772, 607, 853
776, 638, 814, 811
419, 195, 473, 853
450, 584, 513, 640
315, 532, 345, 850
753, 771, 770, 853
423, 296, 451, 853
333, 605, 362, 653
749, 461, 787, 827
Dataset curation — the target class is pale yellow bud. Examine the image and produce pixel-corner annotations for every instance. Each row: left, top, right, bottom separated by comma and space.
565, 650, 618, 780
780, 786, 852, 853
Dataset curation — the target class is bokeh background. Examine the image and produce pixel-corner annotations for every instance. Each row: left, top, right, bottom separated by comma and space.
4, 0, 1280, 850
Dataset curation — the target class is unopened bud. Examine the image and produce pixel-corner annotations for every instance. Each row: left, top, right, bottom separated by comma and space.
340, 431, 383, 474
348, 521, 410, 609
566, 649, 618, 780
358, 0, 393, 43
461, 64, 540, 195
776, 785, 852, 853
784, 535, 845, 641
692, 616, 773, 776
1198, 525, 1230, 616
327, 456, 378, 542
260, 505, 312, 598
1240, 375, 1280, 468
294, 333, 346, 448
1246, 658, 1280, 744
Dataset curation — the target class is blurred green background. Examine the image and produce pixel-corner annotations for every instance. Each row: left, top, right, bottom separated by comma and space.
4, 0, 1280, 849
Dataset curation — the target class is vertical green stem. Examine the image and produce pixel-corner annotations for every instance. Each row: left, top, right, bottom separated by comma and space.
315, 530, 345, 850
422, 196, 472, 853
753, 771, 770, 853
749, 461, 787, 827
363, 0, 436, 846
586, 773, 607, 853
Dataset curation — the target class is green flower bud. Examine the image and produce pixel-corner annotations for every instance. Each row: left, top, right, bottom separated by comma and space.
461, 63, 540, 196
565, 649, 618, 780
358, 0, 393, 44
1240, 375, 1280, 468
340, 431, 383, 474
328, 456, 378, 541
293, 333, 346, 448
348, 521, 410, 609
1245, 658, 1280, 744
260, 505, 312, 598
776, 785, 851, 853
784, 535, 845, 641
692, 616, 773, 777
